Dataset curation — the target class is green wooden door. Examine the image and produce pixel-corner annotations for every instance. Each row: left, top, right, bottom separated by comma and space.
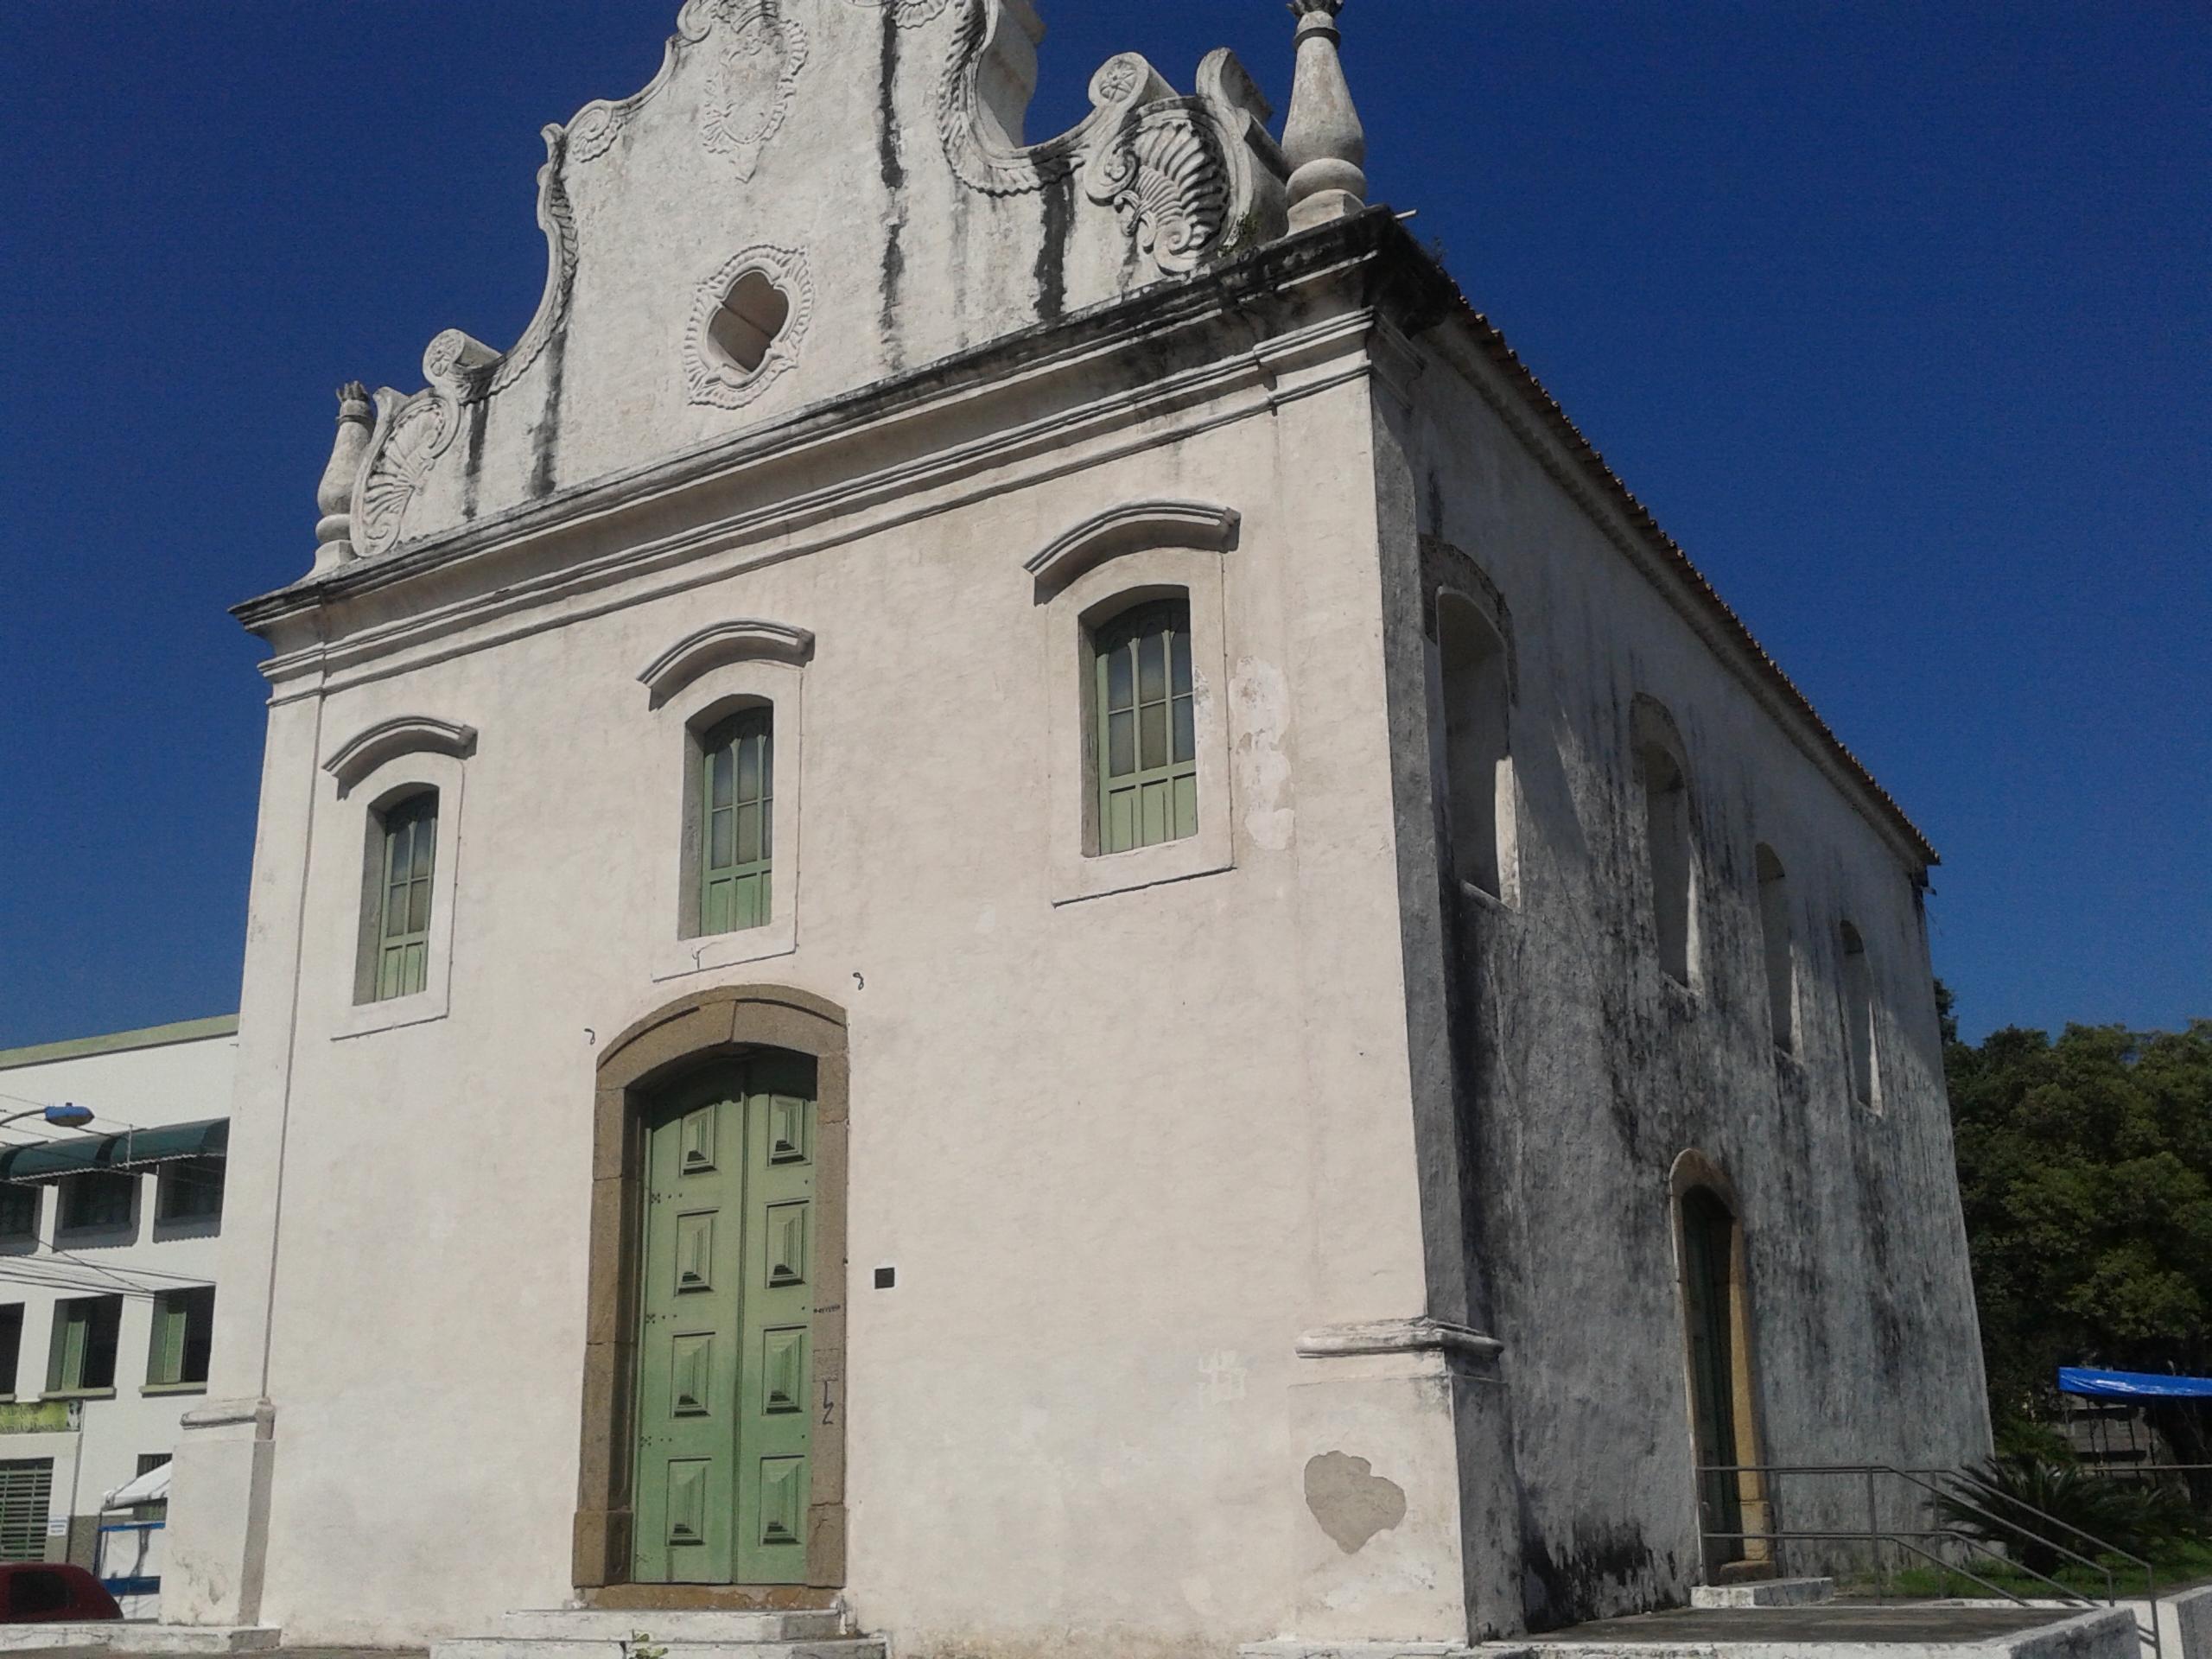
633, 1056, 817, 1586
1681, 1190, 1745, 1563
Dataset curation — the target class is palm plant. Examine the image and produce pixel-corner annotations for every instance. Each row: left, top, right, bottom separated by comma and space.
1934, 1454, 2193, 1579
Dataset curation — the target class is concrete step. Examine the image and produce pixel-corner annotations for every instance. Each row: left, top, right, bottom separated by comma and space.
434, 1638, 882, 1659
1691, 1577, 1836, 1609
0, 1626, 282, 1654
497, 1611, 849, 1643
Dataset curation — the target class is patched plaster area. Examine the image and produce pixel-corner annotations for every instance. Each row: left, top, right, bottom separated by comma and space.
1304, 1452, 1408, 1555
1232, 657, 1295, 852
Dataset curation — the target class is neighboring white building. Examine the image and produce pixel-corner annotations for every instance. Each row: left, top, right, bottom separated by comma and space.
0, 1017, 233, 1614
153, 3, 1989, 1656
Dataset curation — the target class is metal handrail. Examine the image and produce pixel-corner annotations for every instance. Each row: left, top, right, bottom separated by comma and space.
1699, 1462, 2163, 1659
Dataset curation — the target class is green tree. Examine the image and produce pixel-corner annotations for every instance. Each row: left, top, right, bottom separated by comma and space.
1944, 998, 2212, 1498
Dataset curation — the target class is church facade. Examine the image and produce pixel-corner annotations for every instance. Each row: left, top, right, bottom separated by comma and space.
161, 3, 1988, 1654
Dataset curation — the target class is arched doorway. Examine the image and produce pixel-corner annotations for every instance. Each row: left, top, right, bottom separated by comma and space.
1670, 1155, 1771, 1580
575, 987, 849, 1605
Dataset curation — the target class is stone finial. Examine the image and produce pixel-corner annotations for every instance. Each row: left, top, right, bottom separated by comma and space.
313, 382, 376, 574
1281, 0, 1368, 233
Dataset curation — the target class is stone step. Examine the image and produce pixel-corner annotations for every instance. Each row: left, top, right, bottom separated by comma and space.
1690, 1577, 1836, 1609
498, 1611, 849, 1643
434, 1638, 882, 1659
0, 1626, 282, 1654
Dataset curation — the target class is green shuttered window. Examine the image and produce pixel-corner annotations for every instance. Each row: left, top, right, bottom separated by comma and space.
374, 792, 437, 1001
47, 1296, 120, 1395
148, 1287, 214, 1389
700, 709, 773, 935
1093, 598, 1197, 855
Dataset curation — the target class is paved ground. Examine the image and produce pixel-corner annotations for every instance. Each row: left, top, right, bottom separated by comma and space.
3, 1650, 426, 1659
1531, 1605, 2087, 1643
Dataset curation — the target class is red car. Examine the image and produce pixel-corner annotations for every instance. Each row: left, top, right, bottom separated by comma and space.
0, 1563, 121, 1623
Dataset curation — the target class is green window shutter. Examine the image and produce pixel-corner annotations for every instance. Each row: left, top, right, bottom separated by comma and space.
699, 709, 774, 936
149, 1294, 184, 1388
1093, 599, 1198, 855
375, 792, 437, 1002
49, 1303, 85, 1394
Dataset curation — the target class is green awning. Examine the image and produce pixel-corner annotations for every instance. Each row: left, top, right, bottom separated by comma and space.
0, 1119, 227, 1183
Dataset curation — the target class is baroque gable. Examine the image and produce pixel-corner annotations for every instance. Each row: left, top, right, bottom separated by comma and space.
312, 0, 1292, 575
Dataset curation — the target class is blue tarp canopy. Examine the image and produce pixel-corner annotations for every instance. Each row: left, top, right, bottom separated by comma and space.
2058, 1366, 2212, 1401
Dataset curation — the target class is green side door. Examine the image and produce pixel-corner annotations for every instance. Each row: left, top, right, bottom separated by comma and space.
632, 1056, 817, 1586
1681, 1191, 1745, 1562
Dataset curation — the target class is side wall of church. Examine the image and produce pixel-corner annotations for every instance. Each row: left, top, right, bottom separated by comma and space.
1376, 339, 1992, 1628
208, 360, 1432, 1653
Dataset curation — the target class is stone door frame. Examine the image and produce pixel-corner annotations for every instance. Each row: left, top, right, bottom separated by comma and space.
574, 984, 849, 1605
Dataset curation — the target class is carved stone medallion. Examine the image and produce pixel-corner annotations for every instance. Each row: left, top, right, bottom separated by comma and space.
701, 4, 810, 181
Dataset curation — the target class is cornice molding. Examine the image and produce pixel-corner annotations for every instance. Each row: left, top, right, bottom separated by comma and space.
1025, 499, 1242, 599
1295, 1318, 1505, 1363
322, 715, 479, 793
639, 620, 816, 707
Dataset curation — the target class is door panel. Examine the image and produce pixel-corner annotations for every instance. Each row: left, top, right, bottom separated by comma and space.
632, 1058, 816, 1586
734, 1055, 816, 1584
1681, 1192, 1745, 1564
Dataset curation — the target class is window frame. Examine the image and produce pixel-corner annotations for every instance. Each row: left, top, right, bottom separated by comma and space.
330, 747, 467, 1041
1840, 920, 1882, 1112
364, 788, 438, 1004
1755, 844, 1797, 1054
1429, 583, 1519, 906
55, 1171, 136, 1236
0, 1188, 36, 1251
1632, 696, 1700, 991
1044, 546, 1236, 906
145, 1287, 214, 1393
0, 1306, 22, 1401
155, 1155, 225, 1227
652, 658, 804, 983
45, 1294, 122, 1397
1089, 595, 1199, 857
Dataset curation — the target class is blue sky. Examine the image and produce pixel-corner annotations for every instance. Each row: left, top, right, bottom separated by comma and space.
0, 2, 2204, 1047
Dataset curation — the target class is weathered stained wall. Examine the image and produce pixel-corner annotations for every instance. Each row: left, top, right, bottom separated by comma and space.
1375, 312, 1991, 1629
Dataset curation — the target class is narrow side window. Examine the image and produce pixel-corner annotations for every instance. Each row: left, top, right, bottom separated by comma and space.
1633, 702, 1695, 985
1840, 921, 1878, 1109
363, 789, 438, 1003
148, 1287, 215, 1389
1756, 845, 1795, 1052
699, 707, 774, 936
1090, 596, 1196, 856
1436, 591, 1515, 899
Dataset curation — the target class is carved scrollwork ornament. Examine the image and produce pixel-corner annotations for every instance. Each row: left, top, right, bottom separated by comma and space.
845, 0, 958, 26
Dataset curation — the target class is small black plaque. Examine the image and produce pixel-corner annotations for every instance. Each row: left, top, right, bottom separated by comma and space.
873, 1267, 896, 1290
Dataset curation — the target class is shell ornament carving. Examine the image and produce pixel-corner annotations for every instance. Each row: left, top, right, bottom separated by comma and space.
935, 1, 1278, 275
683, 245, 816, 412
1084, 104, 1230, 276
354, 391, 454, 560
346, 126, 582, 559
701, 4, 810, 181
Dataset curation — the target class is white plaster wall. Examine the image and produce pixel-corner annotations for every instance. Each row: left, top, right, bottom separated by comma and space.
1380, 334, 1989, 1627
230, 372, 1430, 1652
0, 1033, 234, 1572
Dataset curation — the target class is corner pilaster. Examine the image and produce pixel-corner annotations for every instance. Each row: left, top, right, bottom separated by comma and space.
1247, 1319, 1520, 1654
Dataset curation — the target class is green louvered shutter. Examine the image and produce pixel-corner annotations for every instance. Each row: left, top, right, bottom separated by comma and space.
1094, 599, 1197, 855
700, 710, 773, 935
375, 793, 437, 1001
